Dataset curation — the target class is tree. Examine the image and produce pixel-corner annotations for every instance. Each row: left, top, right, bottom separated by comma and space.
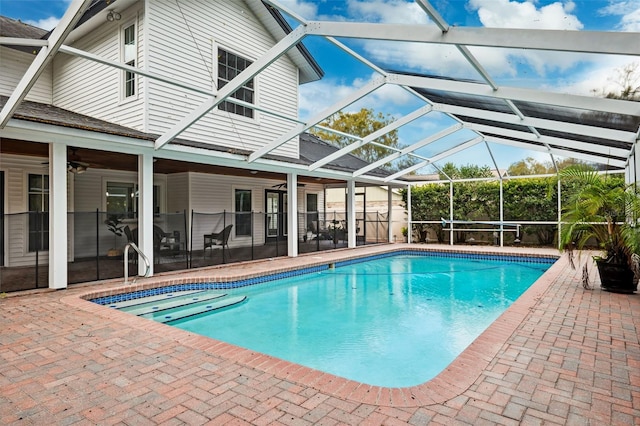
312, 108, 415, 171
507, 157, 593, 176
507, 157, 549, 176
400, 184, 449, 242
594, 61, 640, 101
438, 162, 493, 179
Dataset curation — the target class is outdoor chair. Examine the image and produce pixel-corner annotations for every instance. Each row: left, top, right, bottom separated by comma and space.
154, 225, 182, 262
203, 224, 233, 257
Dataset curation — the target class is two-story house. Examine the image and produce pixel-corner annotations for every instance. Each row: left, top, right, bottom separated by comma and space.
0, 0, 395, 292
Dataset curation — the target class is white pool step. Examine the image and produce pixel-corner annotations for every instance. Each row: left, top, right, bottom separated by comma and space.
119, 291, 228, 316
108, 290, 206, 309
139, 295, 247, 323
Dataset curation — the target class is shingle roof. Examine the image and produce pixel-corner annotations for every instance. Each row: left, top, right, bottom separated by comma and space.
0, 96, 389, 177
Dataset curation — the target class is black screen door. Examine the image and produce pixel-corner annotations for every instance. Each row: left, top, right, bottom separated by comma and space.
265, 190, 287, 242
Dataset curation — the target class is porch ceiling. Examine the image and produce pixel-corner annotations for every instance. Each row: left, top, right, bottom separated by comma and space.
0, 138, 344, 185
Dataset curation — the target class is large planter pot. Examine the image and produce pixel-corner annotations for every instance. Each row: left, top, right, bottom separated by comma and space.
596, 259, 637, 293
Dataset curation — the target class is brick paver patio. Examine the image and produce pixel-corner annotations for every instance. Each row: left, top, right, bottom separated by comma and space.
1, 244, 639, 425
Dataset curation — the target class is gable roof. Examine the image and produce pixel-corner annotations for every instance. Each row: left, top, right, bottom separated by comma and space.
0, 16, 47, 39
245, 0, 323, 84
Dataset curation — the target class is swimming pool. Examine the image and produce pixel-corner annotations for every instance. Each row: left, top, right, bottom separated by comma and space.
96, 251, 554, 387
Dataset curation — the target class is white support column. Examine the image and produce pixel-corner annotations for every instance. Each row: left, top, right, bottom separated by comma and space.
49, 143, 67, 289
633, 150, 640, 187
407, 184, 412, 244
387, 186, 393, 243
287, 173, 298, 257
449, 181, 454, 245
138, 153, 154, 275
347, 180, 357, 248
499, 179, 504, 247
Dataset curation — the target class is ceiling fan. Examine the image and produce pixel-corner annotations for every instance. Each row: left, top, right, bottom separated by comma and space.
42, 147, 91, 174
67, 148, 90, 174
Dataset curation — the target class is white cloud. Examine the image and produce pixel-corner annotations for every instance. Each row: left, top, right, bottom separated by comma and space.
299, 72, 420, 121
557, 56, 640, 96
24, 16, 60, 31
599, 0, 640, 31
299, 78, 359, 120
346, 0, 430, 24
469, 0, 583, 30
338, 0, 589, 80
275, 0, 319, 20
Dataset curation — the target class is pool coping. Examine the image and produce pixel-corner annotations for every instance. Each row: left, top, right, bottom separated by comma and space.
62, 244, 563, 408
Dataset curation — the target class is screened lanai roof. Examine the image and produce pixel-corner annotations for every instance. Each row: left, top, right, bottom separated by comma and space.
1, 0, 639, 185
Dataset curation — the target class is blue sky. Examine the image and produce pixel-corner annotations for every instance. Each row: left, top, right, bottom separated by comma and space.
2, 0, 639, 172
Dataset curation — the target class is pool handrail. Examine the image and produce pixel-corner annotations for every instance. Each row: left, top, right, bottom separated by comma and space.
124, 242, 151, 284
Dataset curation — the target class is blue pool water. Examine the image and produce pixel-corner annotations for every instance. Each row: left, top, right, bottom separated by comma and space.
167, 254, 553, 387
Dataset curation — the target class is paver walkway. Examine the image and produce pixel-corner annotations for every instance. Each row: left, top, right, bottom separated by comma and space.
1, 244, 639, 425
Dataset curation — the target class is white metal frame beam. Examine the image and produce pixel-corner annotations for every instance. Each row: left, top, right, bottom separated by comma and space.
353, 123, 462, 177
390, 73, 640, 116
58, 45, 302, 125
155, 26, 308, 149
416, 1, 498, 89
0, 37, 49, 47
309, 105, 433, 171
383, 136, 484, 182
0, 0, 92, 127
465, 122, 629, 158
247, 76, 387, 162
431, 103, 636, 143
306, 21, 640, 56
485, 135, 626, 168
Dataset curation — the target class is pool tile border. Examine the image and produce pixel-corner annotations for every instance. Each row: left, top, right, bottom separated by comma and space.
85, 247, 557, 306
69, 245, 563, 408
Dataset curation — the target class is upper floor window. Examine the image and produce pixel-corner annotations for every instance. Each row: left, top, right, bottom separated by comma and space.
217, 48, 254, 118
122, 23, 136, 98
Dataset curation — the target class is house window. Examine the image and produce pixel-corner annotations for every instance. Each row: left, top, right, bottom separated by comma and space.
306, 193, 319, 235
28, 174, 49, 251
106, 182, 161, 217
217, 48, 254, 118
106, 182, 136, 218
235, 189, 251, 236
123, 23, 136, 98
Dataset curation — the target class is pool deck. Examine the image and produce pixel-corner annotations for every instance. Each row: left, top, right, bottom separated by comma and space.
1, 244, 639, 425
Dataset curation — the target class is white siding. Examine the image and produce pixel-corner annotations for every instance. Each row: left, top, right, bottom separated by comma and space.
146, 0, 300, 158
53, 4, 145, 130
72, 168, 136, 257
1, 153, 75, 267
167, 173, 189, 213
0, 47, 53, 103
186, 174, 324, 248
72, 168, 171, 257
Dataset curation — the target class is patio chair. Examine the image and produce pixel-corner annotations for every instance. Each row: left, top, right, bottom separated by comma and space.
153, 225, 178, 262
306, 220, 319, 241
203, 224, 233, 257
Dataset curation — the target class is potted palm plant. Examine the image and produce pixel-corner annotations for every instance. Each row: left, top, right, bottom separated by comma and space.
105, 215, 125, 257
559, 166, 640, 293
